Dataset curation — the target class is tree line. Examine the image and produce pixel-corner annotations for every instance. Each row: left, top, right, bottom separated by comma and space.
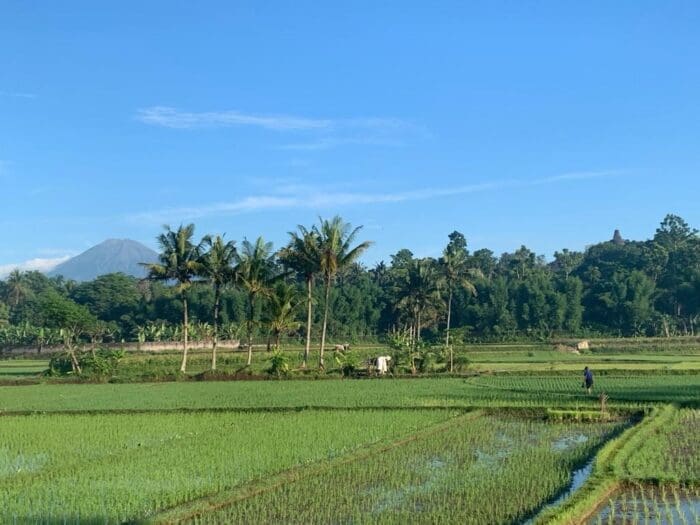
1, 214, 699, 370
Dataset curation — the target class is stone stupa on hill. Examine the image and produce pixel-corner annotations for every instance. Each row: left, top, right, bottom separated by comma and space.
611, 229, 625, 245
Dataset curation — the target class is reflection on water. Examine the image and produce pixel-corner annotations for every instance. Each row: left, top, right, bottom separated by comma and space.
588, 485, 700, 525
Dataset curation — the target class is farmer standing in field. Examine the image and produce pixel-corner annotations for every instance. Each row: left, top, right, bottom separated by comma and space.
583, 366, 594, 394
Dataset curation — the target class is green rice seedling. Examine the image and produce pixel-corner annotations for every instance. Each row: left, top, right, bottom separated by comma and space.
181, 415, 623, 525
1, 374, 697, 414
586, 484, 700, 525
0, 409, 453, 522
622, 408, 699, 483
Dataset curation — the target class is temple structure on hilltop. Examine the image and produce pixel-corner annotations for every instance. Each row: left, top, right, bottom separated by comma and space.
611, 229, 625, 245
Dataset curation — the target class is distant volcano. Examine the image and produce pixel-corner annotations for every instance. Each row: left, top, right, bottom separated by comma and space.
48, 239, 158, 281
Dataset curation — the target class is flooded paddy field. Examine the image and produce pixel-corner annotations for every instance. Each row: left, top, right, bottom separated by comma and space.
587, 484, 700, 525
179, 413, 625, 524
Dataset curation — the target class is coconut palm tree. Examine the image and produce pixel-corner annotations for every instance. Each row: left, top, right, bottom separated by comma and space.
399, 258, 442, 342
279, 226, 320, 368
141, 224, 205, 373
314, 216, 372, 369
266, 281, 301, 350
440, 233, 479, 372
236, 237, 276, 366
5, 270, 30, 307
200, 235, 237, 370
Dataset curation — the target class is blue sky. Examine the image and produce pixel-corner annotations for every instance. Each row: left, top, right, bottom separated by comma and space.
2, 1, 700, 275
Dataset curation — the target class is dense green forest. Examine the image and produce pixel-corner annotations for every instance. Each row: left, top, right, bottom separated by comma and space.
1, 214, 699, 351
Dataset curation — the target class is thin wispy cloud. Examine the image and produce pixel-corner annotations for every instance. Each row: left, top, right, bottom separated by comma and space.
278, 136, 406, 151
0, 256, 71, 278
135, 106, 416, 151
127, 170, 621, 224
136, 106, 332, 131
535, 170, 621, 183
0, 91, 36, 99
136, 106, 409, 132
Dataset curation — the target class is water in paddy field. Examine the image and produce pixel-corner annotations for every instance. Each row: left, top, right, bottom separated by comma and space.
521, 459, 595, 525
588, 486, 700, 524
552, 433, 589, 451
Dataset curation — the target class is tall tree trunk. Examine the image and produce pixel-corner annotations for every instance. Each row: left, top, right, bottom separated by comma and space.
246, 326, 253, 365
180, 296, 189, 372
246, 293, 254, 366
212, 285, 220, 370
65, 336, 82, 375
276, 331, 281, 350
445, 290, 453, 347
302, 276, 313, 368
70, 349, 81, 375
319, 276, 331, 370
416, 310, 422, 342
446, 289, 453, 372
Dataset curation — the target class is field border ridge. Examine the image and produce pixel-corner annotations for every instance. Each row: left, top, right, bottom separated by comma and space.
536, 405, 674, 525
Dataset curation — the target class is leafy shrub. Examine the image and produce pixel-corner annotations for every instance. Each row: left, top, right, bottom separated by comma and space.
48, 349, 124, 377
47, 352, 75, 376
266, 350, 289, 378
334, 350, 360, 377
81, 349, 125, 376
452, 353, 471, 372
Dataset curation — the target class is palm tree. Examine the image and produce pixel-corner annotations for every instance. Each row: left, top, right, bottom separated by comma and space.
200, 235, 237, 370
440, 234, 478, 372
314, 216, 372, 369
279, 226, 320, 368
399, 258, 442, 345
267, 281, 301, 350
142, 224, 204, 373
236, 237, 276, 366
5, 270, 30, 307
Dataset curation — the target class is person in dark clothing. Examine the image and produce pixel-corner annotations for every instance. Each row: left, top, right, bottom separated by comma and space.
583, 366, 594, 394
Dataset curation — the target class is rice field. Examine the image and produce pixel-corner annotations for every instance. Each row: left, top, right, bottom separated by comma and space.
1, 373, 698, 414
621, 408, 699, 483
0, 409, 454, 522
587, 484, 700, 524
0, 345, 697, 524
178, 415, 623, 525
0, 359, 49, 379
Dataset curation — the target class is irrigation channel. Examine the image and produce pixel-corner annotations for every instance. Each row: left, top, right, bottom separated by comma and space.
522, 459, 595, 524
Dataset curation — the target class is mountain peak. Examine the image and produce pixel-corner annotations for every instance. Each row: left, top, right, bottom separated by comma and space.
48, 239, 158, 281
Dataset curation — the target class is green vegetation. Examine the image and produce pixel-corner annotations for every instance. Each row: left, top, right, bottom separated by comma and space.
3, 214, 700, 376
0, 349, 695, 523
0, 409, 452, 523
4, 339, 700, 385
0, 358, 48, 379
536, 405, 700, 524
587, 484, 700, 524
2, 374, 697, 414
1, 211, 699, 525
175, 415, 623, 524
621, 408, 699, 483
